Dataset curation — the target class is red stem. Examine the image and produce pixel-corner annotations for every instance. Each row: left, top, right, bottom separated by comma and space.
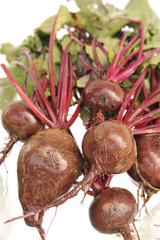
1, 64, 55, 128
126, 97, 160, 126
80, 57, 100, 77
117, 67, 149, 122
13, 60, 57, 124
57, 54, 69, 129
65, 55, 73, 123
123, 81, 144, 122
119, 31, 140, 60
49, 9, 60, 110
130, 108, 160, 128
68, 26, 83, 46
113, 48, 160, 83
107, 33, 127, 81
65, 99, 82, 129
92, 39, 105, 73
132, 125, 160, 135
113, 48, 148, 78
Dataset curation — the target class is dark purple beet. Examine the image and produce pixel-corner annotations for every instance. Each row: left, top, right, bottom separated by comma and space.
82, 120, 137, 174
1, 100, 43, 141
82, 79, 126, 119
17, 128, 83, 237
89, 187, 138, 239
0, 100, 43, 165
135, 133, 160, 190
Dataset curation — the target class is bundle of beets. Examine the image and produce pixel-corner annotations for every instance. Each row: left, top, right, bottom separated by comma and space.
1, 1, 160, 240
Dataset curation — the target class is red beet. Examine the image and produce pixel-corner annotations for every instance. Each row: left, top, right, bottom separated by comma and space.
17, 128, 82, 230
82, 120, 137, 174
0, 100, 43, 165
82, 79, 126, 118
89, 187, 138, 239
79, 22, 160, 122
1, 100, 43, 141
135, 133, 160, 190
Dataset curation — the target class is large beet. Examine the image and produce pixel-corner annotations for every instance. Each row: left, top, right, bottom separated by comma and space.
82, 120, 137, 174
17, 128, 83, 228
89, 187, 138, 239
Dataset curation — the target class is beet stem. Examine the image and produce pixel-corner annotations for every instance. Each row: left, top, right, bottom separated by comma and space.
119, 31, 140, 60
126, 97, 160, 125
117, 67, 149, 122
13, 59, 57, 124
57, 54, 69, 128
65, 55, 74, 123
92, 39, 105, 73
113, 48, 148, 78
123, 81, 144, 122
79, 57, 100, 77
49, 9, 60, 109
113, 48, 160, 83
65, 99, 82, 128
130, 108, 160, 128
68, 26, 83, 46
132, 126, 160, 135
0, 136, 17, 165
107, 33, 127, 81
1, 64, 55, 128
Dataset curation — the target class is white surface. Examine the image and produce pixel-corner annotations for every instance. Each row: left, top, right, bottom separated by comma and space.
0, 1, 160, 240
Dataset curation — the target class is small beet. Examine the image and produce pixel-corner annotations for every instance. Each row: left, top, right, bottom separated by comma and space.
0, 100, 43, 165
17, 128, 83, 229
82, 79, 126, 118
89, 187, 138, 239
1, 100, 43, 141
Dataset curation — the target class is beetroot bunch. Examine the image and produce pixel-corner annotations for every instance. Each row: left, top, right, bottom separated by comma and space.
1, 4, 160, 240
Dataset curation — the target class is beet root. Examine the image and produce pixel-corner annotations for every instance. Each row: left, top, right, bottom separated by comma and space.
135, 133, 160, 191
0, 100, 43, 165
82, 80, 126, 119
89, 187, 138, 239
17, 128, 83, 236
2, 100, 43, 141
82, 120, 137, 174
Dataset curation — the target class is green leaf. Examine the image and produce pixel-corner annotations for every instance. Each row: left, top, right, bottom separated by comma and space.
35, 6, 74, 36
0, 43, 27, 62
84, 44, 107, 69
61, 35, 82, 63
0, 78, 17, 112
77, 74, 90, 88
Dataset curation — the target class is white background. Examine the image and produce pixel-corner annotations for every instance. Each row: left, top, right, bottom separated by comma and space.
0, 1, 160, 240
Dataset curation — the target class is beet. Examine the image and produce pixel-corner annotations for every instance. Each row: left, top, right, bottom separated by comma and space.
82, 120, 137, 174
2, 100, 43, 141
18, 128, 82, 236
0, 100, 43, 165
135, 133, 160, 190
79, 24, 160, 122
89, 187, 138, 239
82, 80, 126, 118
